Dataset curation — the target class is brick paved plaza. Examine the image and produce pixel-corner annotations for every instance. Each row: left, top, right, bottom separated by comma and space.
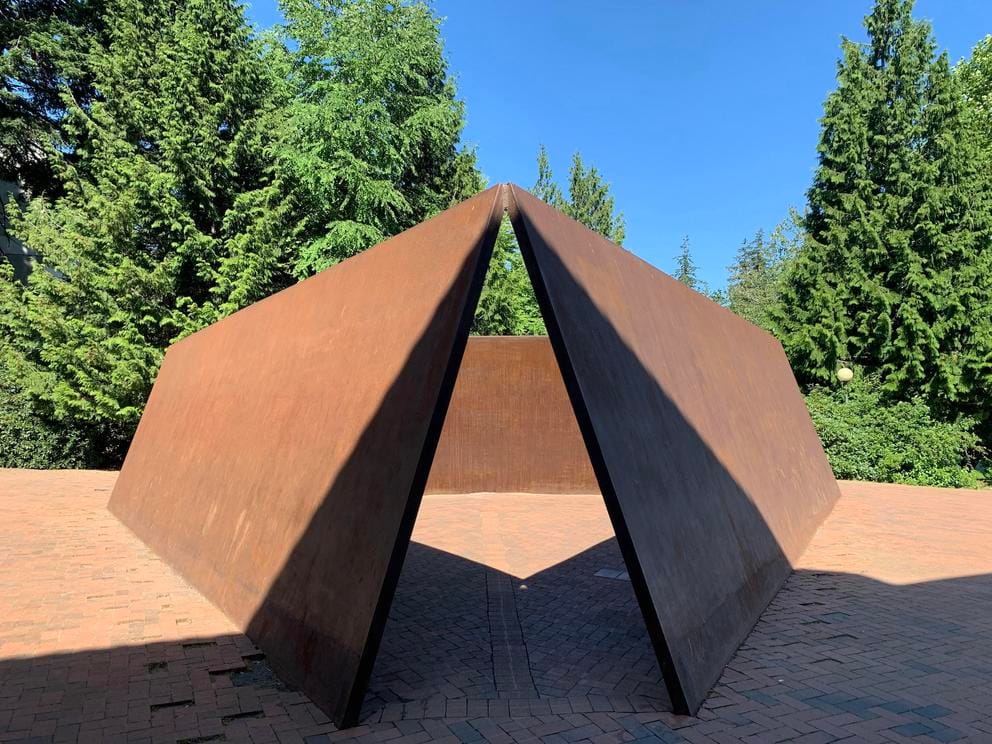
1, 470, 991, 743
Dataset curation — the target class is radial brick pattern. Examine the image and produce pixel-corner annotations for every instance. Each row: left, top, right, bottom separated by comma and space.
1, 471, 991, 742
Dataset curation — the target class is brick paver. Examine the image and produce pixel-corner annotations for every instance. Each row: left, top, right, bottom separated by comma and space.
1, 470, 990, 742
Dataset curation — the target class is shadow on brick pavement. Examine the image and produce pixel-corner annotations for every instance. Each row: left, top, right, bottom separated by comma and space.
2, 535, 990, 743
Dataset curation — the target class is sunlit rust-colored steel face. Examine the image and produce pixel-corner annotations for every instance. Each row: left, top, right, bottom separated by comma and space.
508, 185, 840, 714
109, 186, 504, 727
426, 336, 597, 494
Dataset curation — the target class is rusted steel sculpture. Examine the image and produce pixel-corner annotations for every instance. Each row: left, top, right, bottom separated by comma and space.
508, 185, 839, 712
110, 183, 839, 727
110, 186, 504, 726
426, 336, 597, 494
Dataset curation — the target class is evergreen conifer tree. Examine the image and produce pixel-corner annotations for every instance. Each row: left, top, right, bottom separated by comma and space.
727, 231, 772, 326
1, 0, 484, 464
957, 35, 992, 158
473, 218, 544, 336
0, 0, 106, 193
726, 215, 800, 332
473, 146, 627, 335
533, 145, 625, 244
0, 0, 273, 463
673, 236, 701, 291
775, 0, 992, 431
272, 0, 481, 277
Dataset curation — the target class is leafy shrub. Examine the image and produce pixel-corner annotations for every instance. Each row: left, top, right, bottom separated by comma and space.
0, 361, 93, 469
805, 373, 986, 488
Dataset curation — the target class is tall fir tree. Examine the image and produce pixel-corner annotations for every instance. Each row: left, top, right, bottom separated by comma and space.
271, 0, 481, 278
533, 145, 625, 244
0, 0, 485, 466
673, 236, 701, 290
0, 0, 107, 194
957, 35, 992, 159
0, 0, 276, 463
775, 0, 992, 431
534, 145, 563, 212
726, 214, 801, 332
473, 146, 627, 335
727, 230, 773, 326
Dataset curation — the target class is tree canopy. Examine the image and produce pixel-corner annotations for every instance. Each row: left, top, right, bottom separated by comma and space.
774, 0, 992, 433
472, 146, 627, 336
3, 0, 992, 479
957, 35, 992, 159
1, 0, 106, 194
270, 0, 482, 278
725, 215, 801, 333
0, 0, 627, 466
0, 0, 486, 464
672, 236, 701, 291
534, 145, 625, 245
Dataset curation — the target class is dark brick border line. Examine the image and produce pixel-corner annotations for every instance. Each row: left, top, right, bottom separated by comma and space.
486, 568, 539, 700
361, 692, 671, 724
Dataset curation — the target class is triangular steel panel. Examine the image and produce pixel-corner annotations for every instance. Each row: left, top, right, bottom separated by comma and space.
110, 185, 505, 727
507, 184, 840, 713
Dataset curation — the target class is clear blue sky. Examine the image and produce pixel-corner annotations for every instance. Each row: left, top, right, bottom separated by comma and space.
243, 1, 991, 290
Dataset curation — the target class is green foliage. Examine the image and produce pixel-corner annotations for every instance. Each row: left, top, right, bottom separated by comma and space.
270, 0, 480, 277
727, 231, 774, 328
472, 147, 626, 335
473, 217, 544, 336
0, 260, 108, 468
0, 363, 90, 469
0, 0, 482, 466
957, 35, 992, 153
725, 214, 801, 332
806, 373, 985, 488
775, 0, 992, 438
13, 0, 988, 492
670, 236, 725, 306
0, 0, 275, 463
672, 236, 700, 290
0, 353, 129, 468
0, 0, 106, 193
534, 145, 625, 244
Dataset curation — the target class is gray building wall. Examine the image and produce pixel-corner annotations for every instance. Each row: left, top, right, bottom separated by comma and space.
1, 180, 39, 281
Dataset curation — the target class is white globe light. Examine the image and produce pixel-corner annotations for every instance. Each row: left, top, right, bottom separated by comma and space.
836, 366, 854, 383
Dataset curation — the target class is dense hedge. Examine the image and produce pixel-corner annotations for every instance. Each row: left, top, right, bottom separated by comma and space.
805, 373, 986, 488
0, 366, 91, 469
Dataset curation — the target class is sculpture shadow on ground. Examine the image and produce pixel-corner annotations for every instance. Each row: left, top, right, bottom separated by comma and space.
363, 537, 670, 717
1, 562, 990, 741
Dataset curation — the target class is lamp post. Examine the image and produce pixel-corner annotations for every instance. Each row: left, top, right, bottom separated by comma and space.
836, 365, 853, 402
